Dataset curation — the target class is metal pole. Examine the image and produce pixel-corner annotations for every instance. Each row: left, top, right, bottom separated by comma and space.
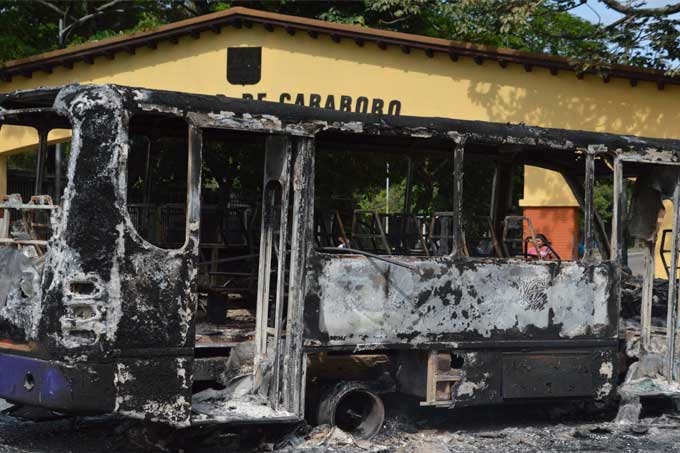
583, 150, 595, 260
55, 142, 63, 203
34, 129, 48, 196
611, 156, 624, 263
283, 136, 315, 414
451, 137, 465, 257
403, 156, 413, 214
666, 182, 680, 383
385, 162, 390, 234
142, 137, 152, 206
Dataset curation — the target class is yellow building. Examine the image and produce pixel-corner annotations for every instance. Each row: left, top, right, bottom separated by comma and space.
1, 7, 679, 271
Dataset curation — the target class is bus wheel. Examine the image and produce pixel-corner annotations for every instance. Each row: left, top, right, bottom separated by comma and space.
316, 382, 385, 439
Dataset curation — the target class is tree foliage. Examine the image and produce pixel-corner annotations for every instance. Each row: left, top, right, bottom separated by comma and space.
1, 1, 679, 73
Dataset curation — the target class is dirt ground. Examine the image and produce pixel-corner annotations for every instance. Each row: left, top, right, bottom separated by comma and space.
2, 396, 680, 452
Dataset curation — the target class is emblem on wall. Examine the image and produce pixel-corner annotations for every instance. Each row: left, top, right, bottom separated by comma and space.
227, 47, 262, 85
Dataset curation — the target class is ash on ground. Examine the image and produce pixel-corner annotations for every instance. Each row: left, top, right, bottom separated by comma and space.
2, 396, 680, 452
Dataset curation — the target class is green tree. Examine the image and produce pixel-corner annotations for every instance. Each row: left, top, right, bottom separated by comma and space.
2, 1, 680, 73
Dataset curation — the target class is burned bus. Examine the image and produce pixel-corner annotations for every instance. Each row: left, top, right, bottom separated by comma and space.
0, 83, 679, 437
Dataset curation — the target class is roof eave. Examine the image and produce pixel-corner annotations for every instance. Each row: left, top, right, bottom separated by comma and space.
0, 6, 677, 87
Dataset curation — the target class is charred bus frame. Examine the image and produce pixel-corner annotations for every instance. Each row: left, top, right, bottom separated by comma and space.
0, 84, 679, 435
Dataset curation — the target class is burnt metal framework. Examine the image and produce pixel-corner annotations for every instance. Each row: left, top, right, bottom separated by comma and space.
1, 84, 680, 425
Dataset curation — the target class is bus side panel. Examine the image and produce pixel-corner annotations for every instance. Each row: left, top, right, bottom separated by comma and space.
303, 255, 617, 346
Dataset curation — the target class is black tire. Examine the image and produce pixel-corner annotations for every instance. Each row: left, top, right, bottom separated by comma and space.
316, 381, 385, 439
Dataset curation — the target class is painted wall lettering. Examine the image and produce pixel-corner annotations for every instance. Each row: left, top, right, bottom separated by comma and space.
243, 93, 402, 116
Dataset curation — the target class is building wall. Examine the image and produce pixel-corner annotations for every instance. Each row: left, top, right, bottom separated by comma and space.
2, 24, 680, 154
522, 206, 579, 260
1, 22, 679, 274
520, 166, 580, 260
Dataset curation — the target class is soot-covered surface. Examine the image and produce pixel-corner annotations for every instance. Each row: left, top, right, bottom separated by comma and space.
2, 397, 680, 452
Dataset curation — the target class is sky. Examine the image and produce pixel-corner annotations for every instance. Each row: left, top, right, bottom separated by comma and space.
570, 1, 680, 66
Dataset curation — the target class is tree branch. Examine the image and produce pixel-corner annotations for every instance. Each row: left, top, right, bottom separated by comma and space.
34, 0, 73, 20
61, 0, 127, 41
598, 0, 680, 17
